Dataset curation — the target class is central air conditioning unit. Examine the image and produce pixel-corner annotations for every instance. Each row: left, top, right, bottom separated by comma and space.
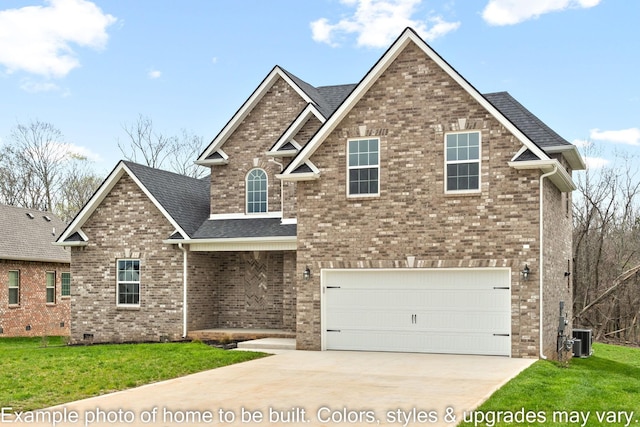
572, 329, 593, 357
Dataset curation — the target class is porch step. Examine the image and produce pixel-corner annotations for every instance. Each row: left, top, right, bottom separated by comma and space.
188, 329, 295, 342
236, 338, 296, 352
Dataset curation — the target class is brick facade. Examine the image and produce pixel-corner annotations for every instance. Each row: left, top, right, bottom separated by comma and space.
294, 42, 553, 357
542, 178, 573, 357
209, 77, 307, 216
0, 260, 70, 337
70, 175, 185, 344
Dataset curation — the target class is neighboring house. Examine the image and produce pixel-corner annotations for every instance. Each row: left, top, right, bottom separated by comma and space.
56, 28, 585, 358
0, 204, 71, 337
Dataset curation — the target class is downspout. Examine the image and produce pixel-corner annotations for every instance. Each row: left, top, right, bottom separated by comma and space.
539, 165, 558, 360
178, 243, 188, 338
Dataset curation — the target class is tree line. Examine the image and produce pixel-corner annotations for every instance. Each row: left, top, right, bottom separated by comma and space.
0, 117, 206, 223
573, 145, 640, 345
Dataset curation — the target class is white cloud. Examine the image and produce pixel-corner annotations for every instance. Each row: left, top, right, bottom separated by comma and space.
148, 69, 162, 79
62, 142, 102, 162
19, 79, 61, 93
590, 128, 640, 146
482, 0, 601, 26
583, 156, 609, 170
311, 0, 460, 48
0, 0, 117, 78
571, 138, 592, 148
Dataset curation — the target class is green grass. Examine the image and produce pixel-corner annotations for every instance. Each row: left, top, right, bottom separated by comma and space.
0, 337, 266, 411
459, 343, 640, 427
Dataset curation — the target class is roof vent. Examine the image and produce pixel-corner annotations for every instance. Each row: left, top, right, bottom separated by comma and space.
26, 212, 34, 219
43, 215, 52, 222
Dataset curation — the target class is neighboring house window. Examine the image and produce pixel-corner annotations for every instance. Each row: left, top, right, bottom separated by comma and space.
46, 272, 56, 304
348, 138, 379, 196
246, 168, 268, 213
445, 131, 481, 192
117, 259, 140, 306
61, 272, 71, 297
8, 270, 19, 305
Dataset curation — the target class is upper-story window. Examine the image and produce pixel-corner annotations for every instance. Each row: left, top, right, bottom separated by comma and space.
246, 168, 268, 213
445, 131, 481, 193
348, 138, 379, 196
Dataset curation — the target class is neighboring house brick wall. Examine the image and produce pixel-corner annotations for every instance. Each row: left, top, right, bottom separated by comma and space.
210, 77, 307, 215
0, 260, 70, 337
295, 42, 544, 357
70, 175, 184, 344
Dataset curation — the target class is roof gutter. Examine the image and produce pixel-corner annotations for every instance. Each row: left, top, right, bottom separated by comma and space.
508, 159, 576, 192
539, 164, 558, 360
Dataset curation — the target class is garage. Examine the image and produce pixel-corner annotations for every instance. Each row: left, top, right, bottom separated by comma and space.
322, 268, 512, 356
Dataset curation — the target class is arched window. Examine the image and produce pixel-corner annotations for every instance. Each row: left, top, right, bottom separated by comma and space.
246, 168, 268, 213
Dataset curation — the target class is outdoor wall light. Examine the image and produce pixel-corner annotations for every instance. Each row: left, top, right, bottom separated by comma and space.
303, 266, 312, 281
522, 265, 530, 281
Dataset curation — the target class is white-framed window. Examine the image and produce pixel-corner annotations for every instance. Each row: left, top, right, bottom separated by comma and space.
246, 168, 268, 213
347, 138, 380, 196
445, 131, 481, 193
61, 272, 71, 297
117, 259, 140, 306
8, 270, 19, 305
46, 272, 56, 304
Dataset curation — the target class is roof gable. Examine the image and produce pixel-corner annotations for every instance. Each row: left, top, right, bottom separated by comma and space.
196, 66, 315, 165
198, 67, 356, 166
0, 204, 70, 263
282, 27, 555, 176
56, 161, 210, 244
485, 92, 585, 170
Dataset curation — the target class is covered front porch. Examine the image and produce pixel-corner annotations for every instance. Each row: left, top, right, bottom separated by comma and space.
184, 249, 298, 338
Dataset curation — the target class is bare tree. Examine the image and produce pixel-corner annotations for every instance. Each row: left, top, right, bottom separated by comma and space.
55, 161, 103, 222
118, 114, 207, 178
0, 120, 104, 221
2, 121, 69, 211
117, 114, 175, 169
573, 145, 640, 344
168, 129, 207, 178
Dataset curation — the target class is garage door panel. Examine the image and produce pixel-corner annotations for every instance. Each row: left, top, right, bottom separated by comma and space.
323, 269, 511, 356
326, 330, 511, 355
326, 307, 509, 333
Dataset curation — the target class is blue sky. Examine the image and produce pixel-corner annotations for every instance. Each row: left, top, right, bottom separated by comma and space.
0, 0, 638, 175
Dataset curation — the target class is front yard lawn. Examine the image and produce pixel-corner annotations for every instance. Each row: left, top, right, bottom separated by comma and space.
0, 337, 265, 411
459, 342, 640, 426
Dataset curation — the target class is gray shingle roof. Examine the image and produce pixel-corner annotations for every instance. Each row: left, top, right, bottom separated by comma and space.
123, 161, 210, 238
193, 218, 296, 239
281, 68, 355, 118
0, 204, 70, 263
484, 92, 572, 149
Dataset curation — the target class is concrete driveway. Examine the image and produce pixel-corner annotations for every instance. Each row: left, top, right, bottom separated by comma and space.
12, 351, 534, 427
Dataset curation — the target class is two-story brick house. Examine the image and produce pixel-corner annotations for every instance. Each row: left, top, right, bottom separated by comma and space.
56, 28, 584, 358
1, 204, 71, 337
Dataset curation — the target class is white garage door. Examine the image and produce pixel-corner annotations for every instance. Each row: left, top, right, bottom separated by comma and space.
323, 268, 511, 356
